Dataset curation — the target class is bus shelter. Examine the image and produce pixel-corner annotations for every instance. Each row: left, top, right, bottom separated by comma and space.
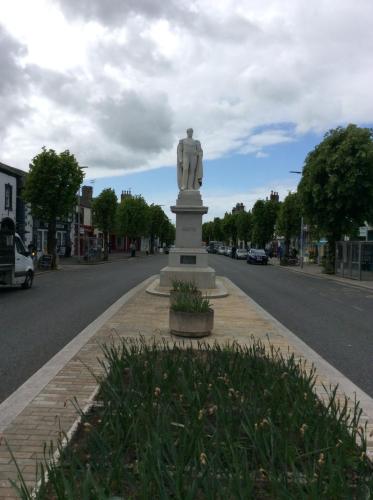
335, 241, 373, 281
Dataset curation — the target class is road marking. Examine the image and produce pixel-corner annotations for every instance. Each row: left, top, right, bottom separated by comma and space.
352, 305, 364, 312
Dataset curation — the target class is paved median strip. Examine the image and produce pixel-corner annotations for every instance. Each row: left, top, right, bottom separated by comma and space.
0, 276, 372, 498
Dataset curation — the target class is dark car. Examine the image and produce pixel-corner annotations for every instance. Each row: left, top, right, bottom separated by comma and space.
208, 241, 223, 253
247, 249, 268, 265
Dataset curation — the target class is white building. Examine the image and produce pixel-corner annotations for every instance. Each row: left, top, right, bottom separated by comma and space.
0, 162, 32, 244
0, 165, 17, 224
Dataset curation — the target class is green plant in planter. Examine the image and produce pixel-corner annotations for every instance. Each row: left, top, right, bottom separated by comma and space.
171, 279, 200, 294
171, 291, 211, 313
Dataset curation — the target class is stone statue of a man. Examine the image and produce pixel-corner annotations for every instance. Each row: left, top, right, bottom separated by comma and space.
177, 128, 203, 190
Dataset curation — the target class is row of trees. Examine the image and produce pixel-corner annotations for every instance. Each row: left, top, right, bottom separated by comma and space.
23, 147, 174, 268
93, 190, 175, 260
202, 196, 286, 250
203, 124, 373, 271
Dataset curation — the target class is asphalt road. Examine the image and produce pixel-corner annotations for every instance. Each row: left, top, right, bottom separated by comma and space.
1, 254, 372, 404
210, 254, 373, 398
0, 255, 168, 403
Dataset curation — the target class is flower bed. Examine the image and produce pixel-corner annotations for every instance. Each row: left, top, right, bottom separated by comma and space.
15, 339, 373, 499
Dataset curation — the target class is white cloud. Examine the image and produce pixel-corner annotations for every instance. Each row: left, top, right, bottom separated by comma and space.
239, 129, 295, 154
256, 151, 269, 158
0, 0, 373, 172
0, 25, 30, 140
201, 181, 297, 221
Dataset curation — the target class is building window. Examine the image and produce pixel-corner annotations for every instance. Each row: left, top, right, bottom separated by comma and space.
5, 184, 13, 210
37, 229, 48, 253
56, 231, 67, 248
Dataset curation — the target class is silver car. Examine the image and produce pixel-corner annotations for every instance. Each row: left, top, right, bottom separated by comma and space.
235, 248, 248, 259
225, 246, 232, 256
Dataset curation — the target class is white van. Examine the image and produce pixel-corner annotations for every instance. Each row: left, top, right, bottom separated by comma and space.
0, 219, 34, 289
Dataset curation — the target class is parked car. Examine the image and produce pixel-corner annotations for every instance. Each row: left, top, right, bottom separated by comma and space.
235, 248, 248, 260
217, 246, 226, 255
247, 249, 269, 265
208, 241, 223, 253
225, 246, 232, 257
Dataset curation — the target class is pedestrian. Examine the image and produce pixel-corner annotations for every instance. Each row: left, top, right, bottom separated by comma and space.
130, 241, 136, 258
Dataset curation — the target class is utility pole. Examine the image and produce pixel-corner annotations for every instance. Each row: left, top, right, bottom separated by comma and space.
289, 170, 303, 267
300, 216, 304, 268
77, 166, 88, 260
77, 187, 81, 259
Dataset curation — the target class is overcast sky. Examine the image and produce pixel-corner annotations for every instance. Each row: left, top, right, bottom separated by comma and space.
1, 0, 373, 219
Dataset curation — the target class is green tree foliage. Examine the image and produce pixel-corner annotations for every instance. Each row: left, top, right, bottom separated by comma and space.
222, 213, 238, 244
162, 220, 175, 245
298, 124, 373, 271
92, 188, 118, 261
212, 217, 224, 241
23, 147, 84, 268
117, 195, 149, 243
148, 204, 175, 253
236, 211, 253, 245
251, 199, 280, 248
202, 221, 214, 243
277, 192, 301, 257
148, 203, 167, 253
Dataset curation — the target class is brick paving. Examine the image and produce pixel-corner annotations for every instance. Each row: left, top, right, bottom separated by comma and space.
0, 276, 372, 498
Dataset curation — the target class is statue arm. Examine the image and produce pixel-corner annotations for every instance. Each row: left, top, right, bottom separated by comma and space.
196, 142, 203, 184
177, 140, 183, 189
177, 140, 183, 165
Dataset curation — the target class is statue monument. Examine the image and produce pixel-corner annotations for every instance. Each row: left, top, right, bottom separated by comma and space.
160, 128, 216, 289
177, 128, 203, 190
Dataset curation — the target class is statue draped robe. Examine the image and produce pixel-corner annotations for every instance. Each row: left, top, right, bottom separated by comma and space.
177, 138, 203, 190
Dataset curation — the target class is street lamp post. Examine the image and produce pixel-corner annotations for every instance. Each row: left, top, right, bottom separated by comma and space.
77, 166, 88, 260
289, 170, 304, 268
150, 203, 165, 254
300, 216, 304, 269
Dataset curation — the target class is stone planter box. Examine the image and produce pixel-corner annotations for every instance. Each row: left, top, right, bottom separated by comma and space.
169, 308, 214, 338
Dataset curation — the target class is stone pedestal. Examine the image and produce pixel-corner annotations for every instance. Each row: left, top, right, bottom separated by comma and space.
160, 190, 216, 289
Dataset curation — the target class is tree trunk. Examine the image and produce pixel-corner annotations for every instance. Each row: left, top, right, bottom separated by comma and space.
103, 231, 109, 261
47, 220, 57, 269
324, 234, 338, 274
285, 238, 290, 258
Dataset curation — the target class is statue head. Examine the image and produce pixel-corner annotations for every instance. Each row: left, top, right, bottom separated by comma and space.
186, 128, 193, 138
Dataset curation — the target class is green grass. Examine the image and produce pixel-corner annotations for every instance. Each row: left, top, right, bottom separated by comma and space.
171, 280, 200, 294
171, 292, 211, 313
13, 339, 373, 499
